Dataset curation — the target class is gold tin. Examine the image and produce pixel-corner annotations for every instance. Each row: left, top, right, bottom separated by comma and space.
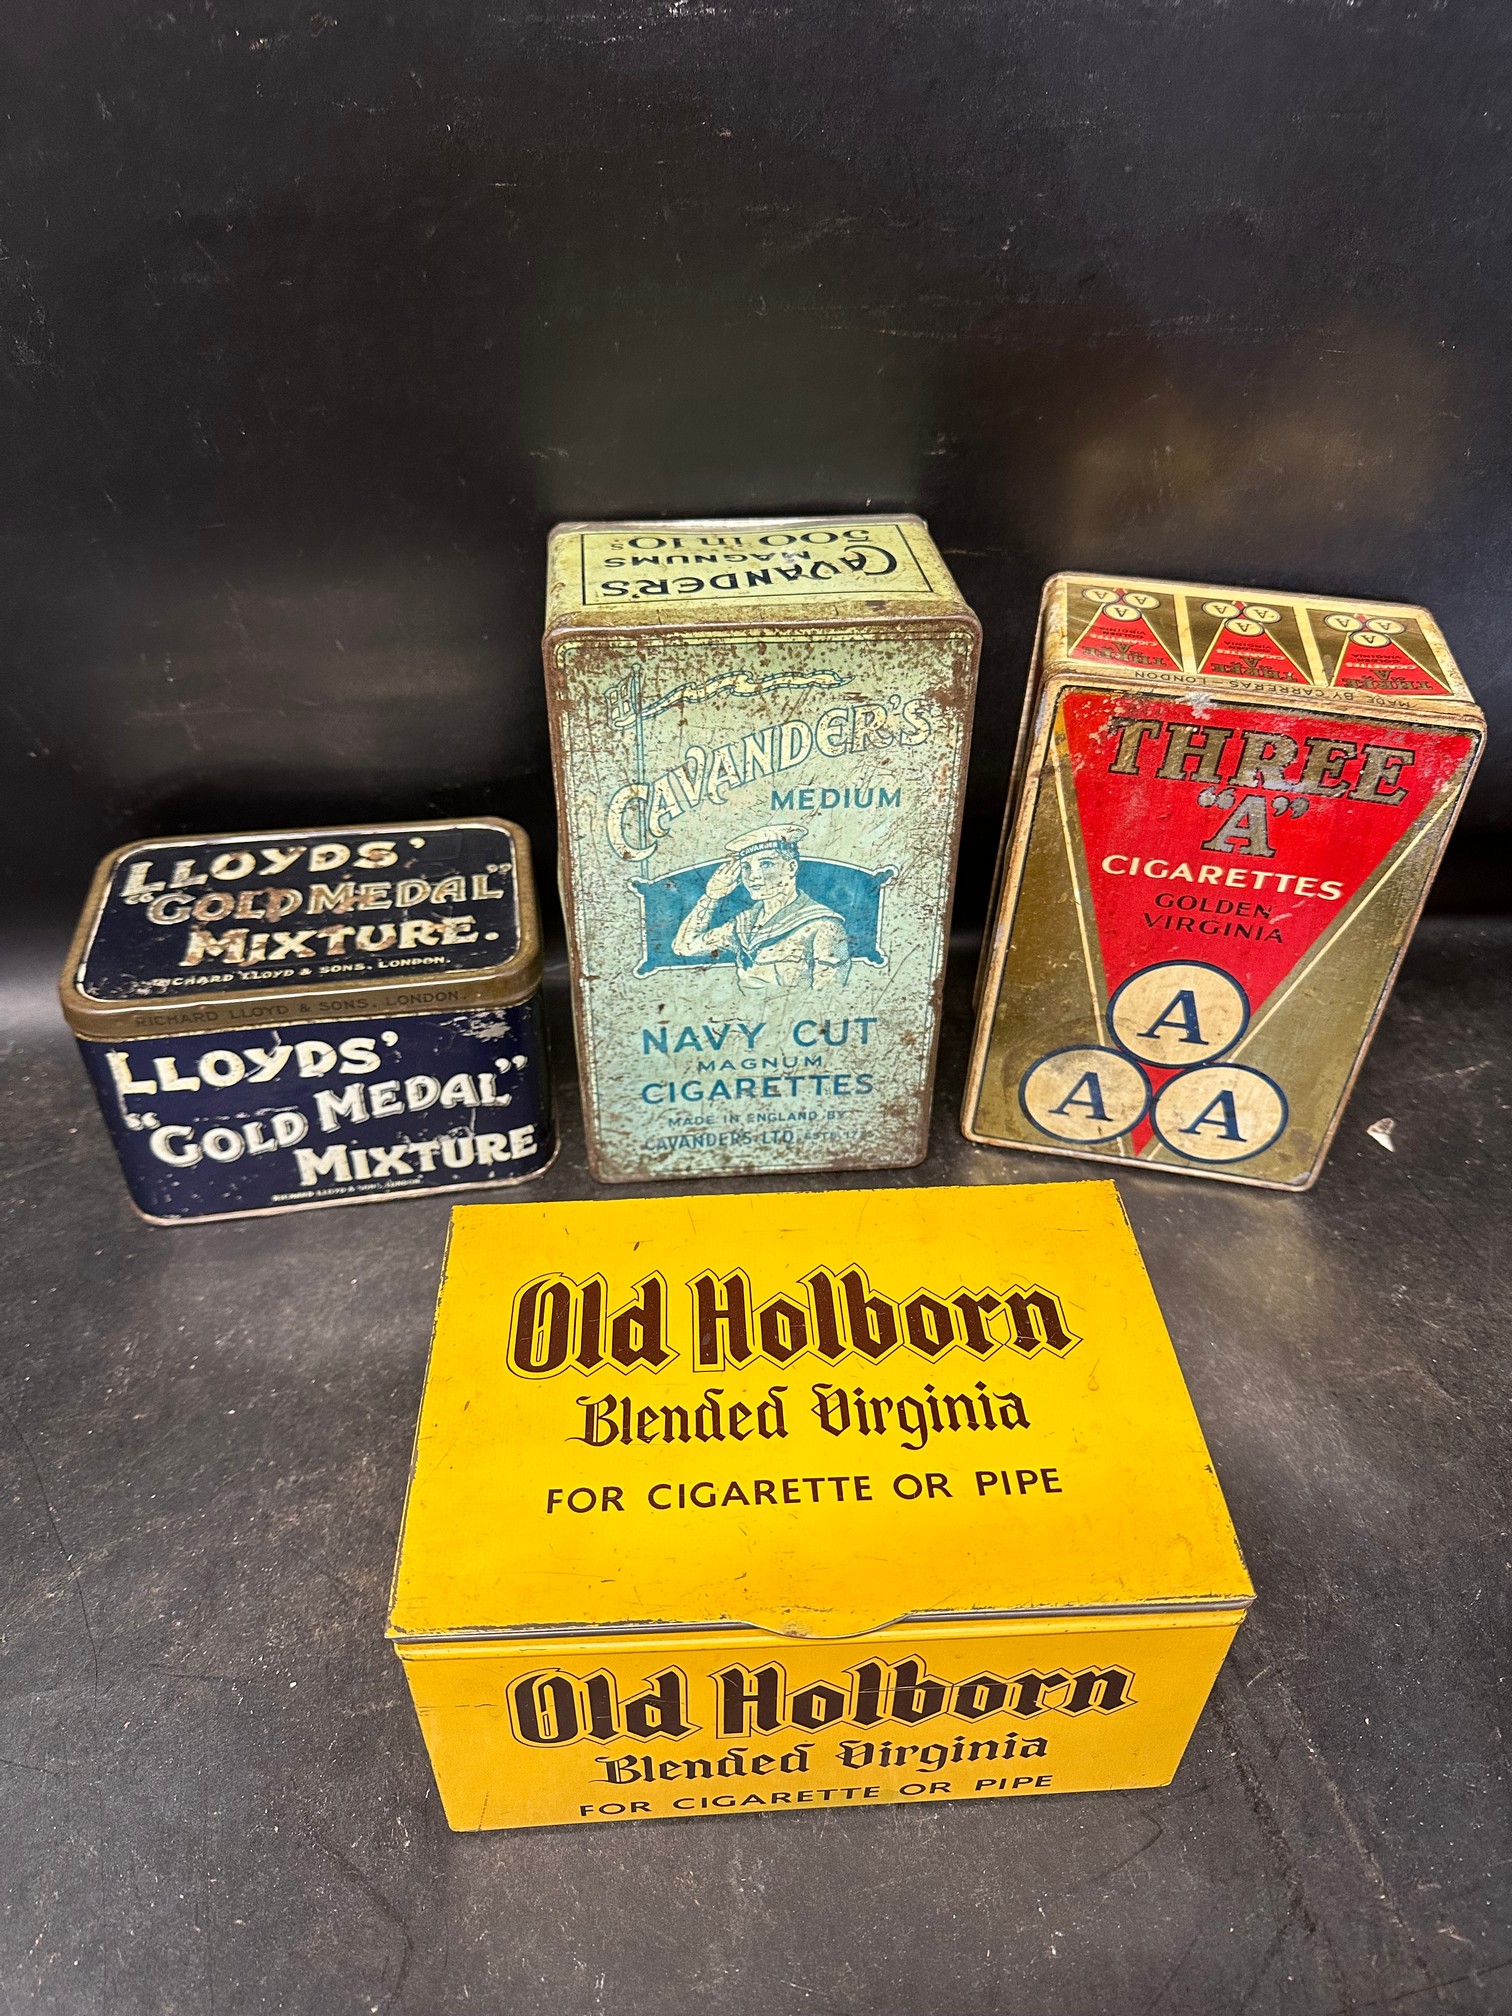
963, 574, 1484, 1189
542, 515, 980, 1184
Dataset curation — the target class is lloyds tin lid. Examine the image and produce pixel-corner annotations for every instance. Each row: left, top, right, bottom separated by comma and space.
60, 818, 543, 1041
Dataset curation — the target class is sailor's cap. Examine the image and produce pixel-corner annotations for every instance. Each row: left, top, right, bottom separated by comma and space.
725, 824, 805, 862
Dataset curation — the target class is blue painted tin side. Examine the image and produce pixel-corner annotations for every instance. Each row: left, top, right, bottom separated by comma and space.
79, 997, 554, 1221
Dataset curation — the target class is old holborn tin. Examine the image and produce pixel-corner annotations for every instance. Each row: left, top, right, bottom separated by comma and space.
60, 818, 555, 1222
543, 515, 980, 1183
963, 574, 1485, 1189
390, 1182, 1251, 1832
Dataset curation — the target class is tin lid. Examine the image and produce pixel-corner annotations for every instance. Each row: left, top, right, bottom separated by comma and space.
544, 514, 979, 638
389, 1182, 1253, 1646
1041, 572, 1482, 718
61, 818, 543, 1041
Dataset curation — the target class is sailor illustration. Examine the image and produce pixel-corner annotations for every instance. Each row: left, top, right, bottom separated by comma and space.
672, 825, 851, 991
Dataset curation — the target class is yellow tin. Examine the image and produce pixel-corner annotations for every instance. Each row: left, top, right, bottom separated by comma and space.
389, 1182, 1251, 1831
964, 573, 1484, 1188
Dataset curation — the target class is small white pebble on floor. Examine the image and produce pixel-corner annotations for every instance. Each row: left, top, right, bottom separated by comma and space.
1367, 1118, 1396, 1151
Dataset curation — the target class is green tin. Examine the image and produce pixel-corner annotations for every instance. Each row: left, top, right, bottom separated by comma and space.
543, 515, 980, 1184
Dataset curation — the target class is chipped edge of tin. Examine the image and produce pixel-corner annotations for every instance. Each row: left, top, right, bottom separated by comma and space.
959, 582, 1487, 1188
540, 617, 983, 1185
59, 816, 545, 1042
388, 1596, 1257, 1650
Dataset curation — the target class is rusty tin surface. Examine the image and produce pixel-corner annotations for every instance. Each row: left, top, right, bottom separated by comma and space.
543, 516, 980, 1184
963, 574, 1484, 1190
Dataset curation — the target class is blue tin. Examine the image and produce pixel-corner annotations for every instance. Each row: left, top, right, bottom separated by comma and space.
61, 819, 555, 1222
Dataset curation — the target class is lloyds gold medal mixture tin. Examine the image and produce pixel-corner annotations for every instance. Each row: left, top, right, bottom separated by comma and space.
61, 817, 555, 1222
542, 514, 980, 1184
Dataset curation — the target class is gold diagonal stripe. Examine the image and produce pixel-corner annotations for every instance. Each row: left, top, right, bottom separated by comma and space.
1229, 785, 1456, 1064
1175, 594, 1196, 674
1137, 780, 1460, 1166
1295, 604, 1327, 685
1050, 729, 1107, 1044
1067, 605, 1104, 655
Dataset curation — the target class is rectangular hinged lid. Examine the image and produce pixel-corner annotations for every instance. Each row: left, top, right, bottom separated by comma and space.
545, 514, 976, 634
390, 1182, 1252, 1644
61, 818, 542, 1040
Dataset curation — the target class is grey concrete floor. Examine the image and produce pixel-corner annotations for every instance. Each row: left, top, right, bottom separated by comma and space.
2, 921, 1509, 2016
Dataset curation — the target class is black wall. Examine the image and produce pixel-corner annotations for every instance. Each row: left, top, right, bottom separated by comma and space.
5, 0, 1510, 938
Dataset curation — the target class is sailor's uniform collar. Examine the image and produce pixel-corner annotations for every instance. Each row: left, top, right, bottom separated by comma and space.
733, 896, 840, 961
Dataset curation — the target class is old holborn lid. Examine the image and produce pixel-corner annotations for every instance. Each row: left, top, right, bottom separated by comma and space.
61, 818, 543, 1042
390, 1183, 1252, 1646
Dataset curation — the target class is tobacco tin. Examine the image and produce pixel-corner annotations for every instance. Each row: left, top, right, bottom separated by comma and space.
963, 574, 1484, 1188
60, 817, 555, 1222
390, 1181, 1251, 1831
543, 514, 980, 1183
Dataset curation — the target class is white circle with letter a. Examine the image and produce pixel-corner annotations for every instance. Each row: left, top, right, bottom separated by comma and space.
1108, 960, 1250, 1068
1152, 1065, 1288, 1163
1019, 1046, 1150, 1144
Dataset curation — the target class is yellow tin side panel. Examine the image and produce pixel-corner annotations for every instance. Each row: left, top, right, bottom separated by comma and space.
398, 1611, 1247, 1832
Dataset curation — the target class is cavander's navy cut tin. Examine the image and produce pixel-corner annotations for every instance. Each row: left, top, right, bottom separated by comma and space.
60, 818, 555, 1223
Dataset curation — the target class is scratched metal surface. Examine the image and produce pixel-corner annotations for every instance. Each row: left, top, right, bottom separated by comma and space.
2, 918, 1508, 2015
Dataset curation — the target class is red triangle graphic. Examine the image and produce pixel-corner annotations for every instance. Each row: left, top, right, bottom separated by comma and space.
1198, 625, 1310, 686
1333, 635, 1446, 694
1071, 607, 1181, 674
1059, 691, 1474, 1150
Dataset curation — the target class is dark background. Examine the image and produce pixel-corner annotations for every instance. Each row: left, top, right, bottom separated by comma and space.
4, 0, 1509, 946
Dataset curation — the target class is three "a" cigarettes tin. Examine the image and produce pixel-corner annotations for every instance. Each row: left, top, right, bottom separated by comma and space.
389, 1181, 1251, 1832
60, 818, 555, 1222
542, 515, 980, 1183
963, 574, 1484, 1188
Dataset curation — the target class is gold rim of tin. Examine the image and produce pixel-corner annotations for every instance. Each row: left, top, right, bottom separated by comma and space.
59, 816, 544, 1041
